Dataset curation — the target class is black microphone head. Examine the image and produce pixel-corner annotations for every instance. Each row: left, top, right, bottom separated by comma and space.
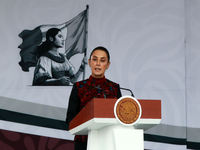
131, 93, 135, 97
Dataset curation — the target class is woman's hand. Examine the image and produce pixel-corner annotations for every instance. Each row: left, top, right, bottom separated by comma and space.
59, 76, 71, 85
79, 56, 88, 72
81, 56, 88, 66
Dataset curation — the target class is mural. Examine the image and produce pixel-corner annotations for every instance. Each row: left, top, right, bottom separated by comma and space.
18, 6, 89, 86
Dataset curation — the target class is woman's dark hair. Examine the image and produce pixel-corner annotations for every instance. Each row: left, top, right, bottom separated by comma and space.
36, 28, 61, 57
89, 46, 110, 62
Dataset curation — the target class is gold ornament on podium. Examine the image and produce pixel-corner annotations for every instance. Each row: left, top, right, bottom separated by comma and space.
114, 96, 142, 126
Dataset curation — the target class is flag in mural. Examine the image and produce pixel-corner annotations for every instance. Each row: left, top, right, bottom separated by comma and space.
18, 6, 88, 72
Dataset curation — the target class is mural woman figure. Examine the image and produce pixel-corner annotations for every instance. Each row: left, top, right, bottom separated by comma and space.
32, 28, 86, 86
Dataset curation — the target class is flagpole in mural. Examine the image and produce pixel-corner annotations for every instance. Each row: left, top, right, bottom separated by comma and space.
83, 5, 89, 80
18, 6, 89, 85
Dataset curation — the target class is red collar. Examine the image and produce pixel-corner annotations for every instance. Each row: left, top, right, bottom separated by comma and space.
89, 75, 106, 85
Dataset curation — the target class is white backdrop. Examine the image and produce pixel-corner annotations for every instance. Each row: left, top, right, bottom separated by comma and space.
0, 0, 199, 149
185, 0, 200, 147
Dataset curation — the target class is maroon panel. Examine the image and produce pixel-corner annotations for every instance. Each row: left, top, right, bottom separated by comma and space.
0, 129, 74, 150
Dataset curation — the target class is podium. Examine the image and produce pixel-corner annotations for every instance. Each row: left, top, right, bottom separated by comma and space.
69, 97, 161, 150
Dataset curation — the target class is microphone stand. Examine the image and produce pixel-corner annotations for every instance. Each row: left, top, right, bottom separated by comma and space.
94, 85, 107, 98
120, 87, 135, 97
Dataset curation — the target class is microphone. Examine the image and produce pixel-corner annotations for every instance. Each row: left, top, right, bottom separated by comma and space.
94, 85, 107, 98
93, 79, 106, 98
120, 87, 135, 97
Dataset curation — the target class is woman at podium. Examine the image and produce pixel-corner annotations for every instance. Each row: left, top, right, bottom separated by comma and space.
66, 46, 122, 150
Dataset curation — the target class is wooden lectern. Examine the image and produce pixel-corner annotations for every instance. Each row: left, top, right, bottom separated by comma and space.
69, 97, 161, 150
